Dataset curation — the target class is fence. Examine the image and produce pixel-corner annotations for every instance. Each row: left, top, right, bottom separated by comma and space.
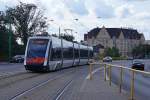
89, 62, 150, 100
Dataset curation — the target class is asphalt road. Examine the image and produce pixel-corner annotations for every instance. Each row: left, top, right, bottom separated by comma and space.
0, 64, 84, 100
0, 63, 25, 72
1, 63, 111, 100
109, 60, 150, 99
0, 63, 129, 100
0, 60, 149, 100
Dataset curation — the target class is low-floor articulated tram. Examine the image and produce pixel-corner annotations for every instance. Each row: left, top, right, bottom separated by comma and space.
24, 35, 93, 72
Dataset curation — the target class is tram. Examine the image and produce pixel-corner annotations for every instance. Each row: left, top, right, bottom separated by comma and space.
24, 35, 93, 72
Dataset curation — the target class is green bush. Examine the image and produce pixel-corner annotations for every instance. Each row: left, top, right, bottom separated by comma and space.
104, 47, 120, 57
112, 56, 127, 60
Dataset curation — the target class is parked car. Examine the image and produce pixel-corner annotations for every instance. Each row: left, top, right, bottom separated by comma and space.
103, 56, 112, 62
132, 60, 144, 71
10, 55, 24, 63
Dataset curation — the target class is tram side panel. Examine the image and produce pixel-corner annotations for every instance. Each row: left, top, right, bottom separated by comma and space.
24, 36, 93, 72
79, 45, 89, 65
62, 39, 74, 68
49, 37, 62, 70
73, 43, 80, 66
88, 46, 93, 62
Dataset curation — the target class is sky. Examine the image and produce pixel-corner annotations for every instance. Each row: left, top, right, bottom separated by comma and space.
0, 0, 150, 41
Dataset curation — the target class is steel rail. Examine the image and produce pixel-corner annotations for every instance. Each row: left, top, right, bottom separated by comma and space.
54, 79, 73, 100
10, 70, 75, 100
0, 71, 27, 80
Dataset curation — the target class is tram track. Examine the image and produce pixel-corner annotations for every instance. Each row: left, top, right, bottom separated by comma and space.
0, 71, 27, 80
10, 70, 76, 100
53, 78, 73, 100
0, 67, 77, 89
0, 72, 42, 89
11, 66, 87, 100
53, 66, 89, 100
0, 66, 87, 100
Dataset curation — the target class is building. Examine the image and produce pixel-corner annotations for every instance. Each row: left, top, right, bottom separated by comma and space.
145, 40, 150, 45
84, 26, 145, 56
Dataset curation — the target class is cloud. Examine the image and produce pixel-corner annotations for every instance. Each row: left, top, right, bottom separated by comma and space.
0, 0, 150, 41
124, 0, 148, 2
115, 4, 134, 18
85, 0, 115, 18
0, 0, 19, 11
94, 7, 114, 18
134, 12, 150, 19
63, 0, 88, 16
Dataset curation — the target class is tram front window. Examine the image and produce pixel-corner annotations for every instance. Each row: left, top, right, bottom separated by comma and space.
26, 39, 49, 65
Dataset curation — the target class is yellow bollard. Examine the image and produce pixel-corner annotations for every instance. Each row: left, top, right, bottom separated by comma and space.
119, 67, 123, 93
130, 70, 135, 100
104, 64, 106, 81
89, 64, 92, 80
109, 65, 112, 86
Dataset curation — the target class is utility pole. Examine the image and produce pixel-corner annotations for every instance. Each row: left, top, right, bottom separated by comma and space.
8, 24, 12, 61
59, 26, 61, 38
8, 16, 12, 62
59, 26, 64, 66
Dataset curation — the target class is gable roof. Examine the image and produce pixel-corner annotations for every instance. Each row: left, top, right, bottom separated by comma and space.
85, 27, 143, 40
106, 28, 121, 38
87, 27, 100, 38
121, 29, 140, 39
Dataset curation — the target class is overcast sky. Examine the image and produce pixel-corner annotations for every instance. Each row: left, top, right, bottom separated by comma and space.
0, 0, 150, 41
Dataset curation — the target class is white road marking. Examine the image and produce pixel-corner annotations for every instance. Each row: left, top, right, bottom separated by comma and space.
86, 67, 104, 79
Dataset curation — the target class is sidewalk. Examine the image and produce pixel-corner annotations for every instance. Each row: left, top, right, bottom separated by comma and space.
60, 67, 130, 100
76, 70, 129, 100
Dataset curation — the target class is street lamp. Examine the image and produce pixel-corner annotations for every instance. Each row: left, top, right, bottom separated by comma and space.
97, 16, 101, 19
74, 18, 90, 44
48, 19, 61, 37
6, 15, 12, 62
74, 18, 78, 21
8, 23, 12, 61
49, 19, 64, 64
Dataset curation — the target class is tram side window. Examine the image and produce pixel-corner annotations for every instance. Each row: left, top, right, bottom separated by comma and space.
85, 49, 88, 58
63, 47, 73, 59
51, 47, 62, 60
80, 49, 88, 59
63, 40, 73, 60
89, 50, 93, 58
74, 48, 79, 58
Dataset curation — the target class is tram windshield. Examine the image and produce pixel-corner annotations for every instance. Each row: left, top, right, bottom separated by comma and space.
26, 39, 49, 64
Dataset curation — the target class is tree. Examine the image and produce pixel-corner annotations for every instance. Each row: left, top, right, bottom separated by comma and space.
104, 47, 112, 56
132, 44, 150, 58
60, 34, 74, 42
104, 47, 120, 57
52, 33, 58, 37
0, 23, 9, 60
52, 33, 74, 42
0, 11, 9, 60
111, 47, 120, 57
0, 11, 19, 60
6, 2, 48, 46
0, 11, 27, 61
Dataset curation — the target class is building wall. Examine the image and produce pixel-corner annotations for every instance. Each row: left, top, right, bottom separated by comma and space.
86, 27, 145, 57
